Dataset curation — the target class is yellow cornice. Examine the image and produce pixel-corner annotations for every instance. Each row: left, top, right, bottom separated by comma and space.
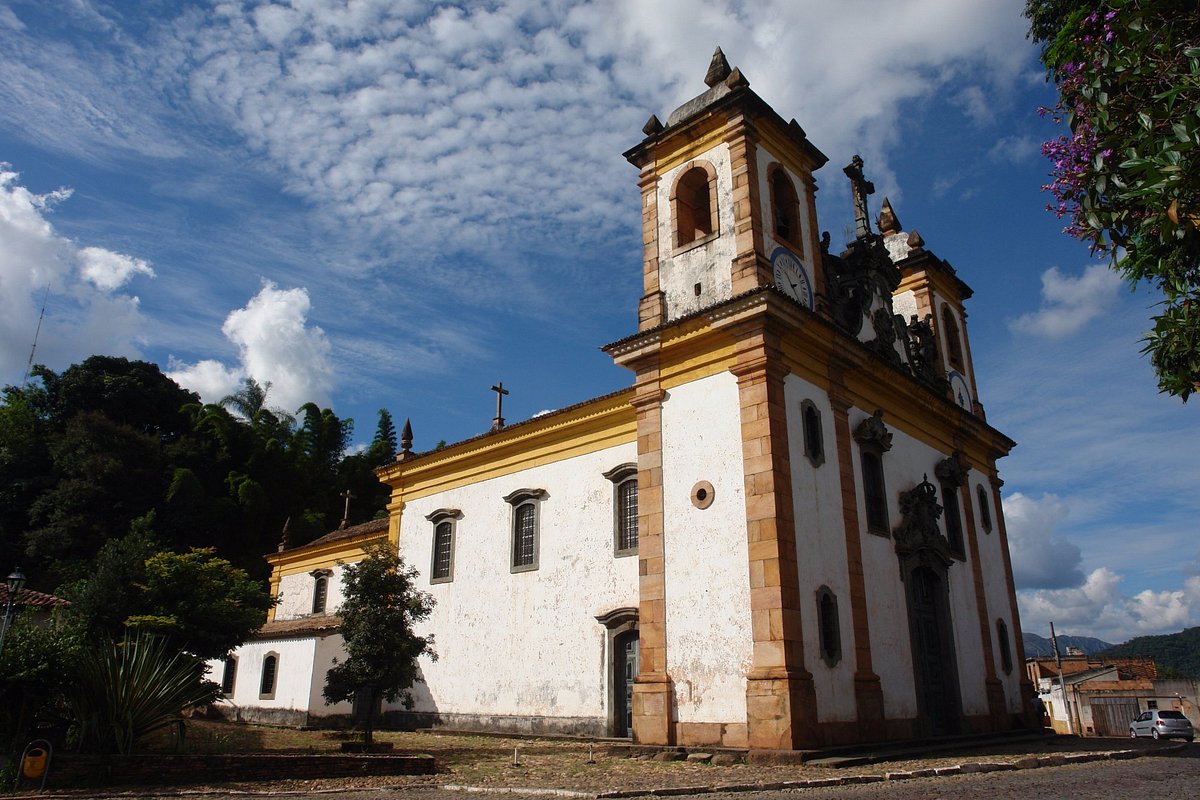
897, 262, 972, 307
266, 531, 387, 578
651, 118, 730, 176
381, 390, 637, 501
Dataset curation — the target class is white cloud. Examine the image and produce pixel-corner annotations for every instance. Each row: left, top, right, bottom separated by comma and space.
169, 282, 334, 412
165, 357, 242, 403
172, 0, 1032, 277
1008, 263, 1124, 337
1004, 492, 1084, 590
1019, 567, 1200, 644
954, 85, 994, 126
0, 165, 152, 384
987, 134, 1040, 164
77, 245, 154, 291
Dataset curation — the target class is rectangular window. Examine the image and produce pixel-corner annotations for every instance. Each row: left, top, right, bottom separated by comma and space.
514, 503, 537, 568
861, 451, 889, 534
220, 656, 237, 695
432, 521, 454, 582
616, 479, 639, 555
942, 484, 965, 558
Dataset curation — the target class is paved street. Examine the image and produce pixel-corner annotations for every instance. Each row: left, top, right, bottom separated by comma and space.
126, 748, 1199, 800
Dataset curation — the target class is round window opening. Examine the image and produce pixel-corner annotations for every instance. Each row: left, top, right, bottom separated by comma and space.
691, 480, 715, 510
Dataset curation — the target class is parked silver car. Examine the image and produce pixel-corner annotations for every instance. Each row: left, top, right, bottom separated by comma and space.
1129, 710, 1194, 741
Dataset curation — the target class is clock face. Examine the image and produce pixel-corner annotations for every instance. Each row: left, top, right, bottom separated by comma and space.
948, 371, 972, 411
770, 247, 814, 310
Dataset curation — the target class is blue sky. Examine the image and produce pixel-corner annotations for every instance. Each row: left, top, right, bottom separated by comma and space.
1, 0, 1197, 645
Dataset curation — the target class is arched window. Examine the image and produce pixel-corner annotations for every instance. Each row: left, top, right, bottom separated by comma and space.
616, 479, 638, 554
977, 484, 993, 533
672, 163, 717, 248
816, 586, 842, 667
801, 400, 824, 466
769, 165, 802, 250
996, 619, 1013, 674
311, 575, 328, 614
260, 653, 278, 698
941, 305, 965, 371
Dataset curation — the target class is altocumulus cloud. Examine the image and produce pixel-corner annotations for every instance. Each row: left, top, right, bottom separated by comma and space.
0, 165, 152, 384
168, 281, 334, 412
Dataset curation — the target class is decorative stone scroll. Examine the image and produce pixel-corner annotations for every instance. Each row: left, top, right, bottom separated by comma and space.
852, 409, 893, 453
934, 451, 968, 489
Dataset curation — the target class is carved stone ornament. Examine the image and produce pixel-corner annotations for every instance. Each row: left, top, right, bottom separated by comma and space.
893, 476, 954, 570
934, 451, 968, 489
852, 409, 893, 453
866, 307, 904, 366
905, 314, 949, 395
822, 232, 900, 338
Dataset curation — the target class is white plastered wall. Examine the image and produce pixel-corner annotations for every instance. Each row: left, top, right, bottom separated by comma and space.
397, 441, 639, 723
207, 636, 347, 717
850, 410, 987, 719
656, 144, 736, 321
975, 481, 1024, 711
660, 372, 752, 723
275, 562, 353, 621
783, 376, 857, 722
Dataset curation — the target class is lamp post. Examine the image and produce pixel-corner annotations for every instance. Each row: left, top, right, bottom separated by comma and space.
0, 566, 27, 660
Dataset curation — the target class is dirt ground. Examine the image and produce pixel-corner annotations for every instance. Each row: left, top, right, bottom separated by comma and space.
57, 720, 1181, 797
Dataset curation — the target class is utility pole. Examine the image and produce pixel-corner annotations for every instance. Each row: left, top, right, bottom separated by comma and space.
1051, 621, 1075, 735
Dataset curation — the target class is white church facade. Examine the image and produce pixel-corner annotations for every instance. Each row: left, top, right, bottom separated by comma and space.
212, 49, 1035, 750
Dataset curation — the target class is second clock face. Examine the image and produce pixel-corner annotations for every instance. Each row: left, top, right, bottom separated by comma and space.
771, 247, 814, 310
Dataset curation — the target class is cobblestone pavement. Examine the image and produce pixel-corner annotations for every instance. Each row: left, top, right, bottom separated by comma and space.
15, 737, 1196, 799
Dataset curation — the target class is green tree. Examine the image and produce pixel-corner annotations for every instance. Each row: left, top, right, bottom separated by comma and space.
369, 409, 398, 465
0, 609, 82, 753
66, 533, 274, 660
1027, 0, 1200, 398
323, 543, 435, 746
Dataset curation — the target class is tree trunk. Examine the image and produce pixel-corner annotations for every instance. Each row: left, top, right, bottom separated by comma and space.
363, 687, 376, 746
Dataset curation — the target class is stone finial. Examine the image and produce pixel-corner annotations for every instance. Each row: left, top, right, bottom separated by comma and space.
398, 418, 413, 461
906, 229, 925, 251
277, 517, 291, 552
704, 46, 732, 87
724, 66, 748, 90
788, 118, 807, 138
642, 114, 664, 135
878, 197, 902, 236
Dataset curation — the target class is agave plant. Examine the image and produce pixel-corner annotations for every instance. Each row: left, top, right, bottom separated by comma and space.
68, 631, 219, 754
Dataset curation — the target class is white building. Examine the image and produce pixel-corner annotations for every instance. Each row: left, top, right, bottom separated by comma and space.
214, 48, 1035, 749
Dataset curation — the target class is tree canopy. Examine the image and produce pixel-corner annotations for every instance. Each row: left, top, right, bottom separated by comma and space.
1, 358, 397, 589
323, 543, 436, 745
1026, 0, 1200, 399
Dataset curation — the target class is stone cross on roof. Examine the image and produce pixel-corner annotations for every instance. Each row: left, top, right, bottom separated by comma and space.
843, 154, 875, 239
490, 382, 509, 432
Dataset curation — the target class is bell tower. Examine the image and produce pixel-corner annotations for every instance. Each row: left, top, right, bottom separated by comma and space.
623, 48, 828, 331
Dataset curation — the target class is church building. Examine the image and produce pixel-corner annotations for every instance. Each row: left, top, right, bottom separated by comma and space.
212, 49, 1035, 750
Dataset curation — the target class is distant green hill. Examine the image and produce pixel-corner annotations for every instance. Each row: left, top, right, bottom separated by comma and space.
1100, 627, 1200, 678
1023, 632, 1113, 658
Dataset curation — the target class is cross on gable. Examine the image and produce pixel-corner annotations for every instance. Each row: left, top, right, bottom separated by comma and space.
490, 382, 509, 432
843, 154, 875, 239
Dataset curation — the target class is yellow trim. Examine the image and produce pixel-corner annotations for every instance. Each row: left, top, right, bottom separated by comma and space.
653, 119, 730, 175
266, 532, 387, 579
897, 267, 967, 307
756, 124, 822, 177
382, 390, 637, 501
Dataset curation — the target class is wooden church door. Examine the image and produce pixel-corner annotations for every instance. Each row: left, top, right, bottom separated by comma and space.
909, 566, 959, 736
614, 631, 639, 737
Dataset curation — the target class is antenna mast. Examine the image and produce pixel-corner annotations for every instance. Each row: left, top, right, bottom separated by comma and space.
24, 284, 50, 386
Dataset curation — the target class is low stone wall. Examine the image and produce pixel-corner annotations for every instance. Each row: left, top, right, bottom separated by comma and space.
46, 753, 435, 788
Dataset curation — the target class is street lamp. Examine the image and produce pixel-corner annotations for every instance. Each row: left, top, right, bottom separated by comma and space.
0, 566, 27, 659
